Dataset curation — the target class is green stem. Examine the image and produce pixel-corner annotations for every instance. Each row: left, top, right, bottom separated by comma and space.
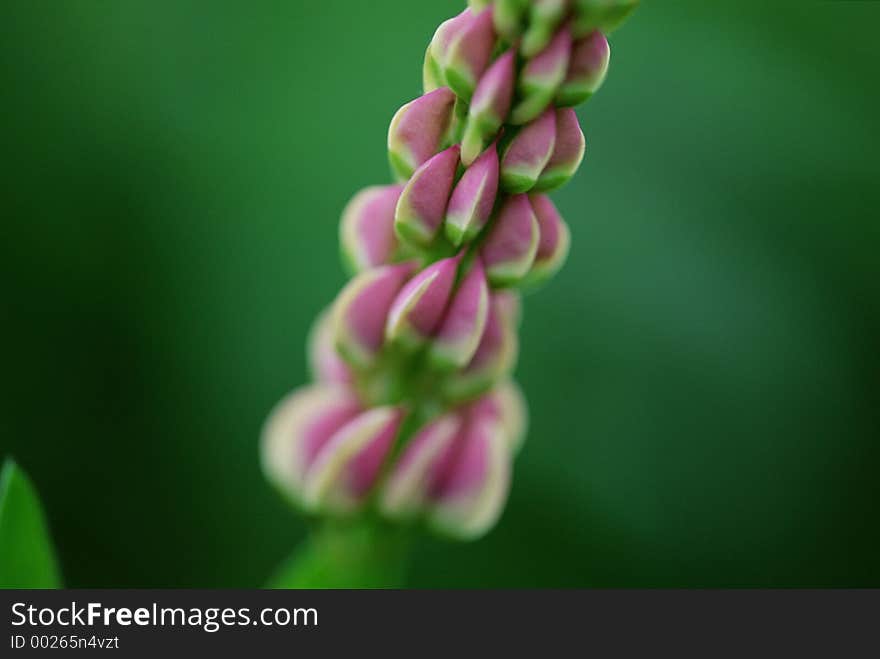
266, 517, 413, 589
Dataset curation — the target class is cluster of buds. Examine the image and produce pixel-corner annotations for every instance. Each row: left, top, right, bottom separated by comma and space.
263, 0, 637, 540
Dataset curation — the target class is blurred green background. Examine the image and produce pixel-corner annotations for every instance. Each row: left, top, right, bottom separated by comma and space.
3, 0, 878, 587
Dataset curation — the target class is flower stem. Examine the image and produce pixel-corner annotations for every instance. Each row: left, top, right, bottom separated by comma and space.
266, 517, 413, 588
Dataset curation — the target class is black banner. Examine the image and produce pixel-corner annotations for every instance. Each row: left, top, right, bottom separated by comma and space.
1, 590, 877, 656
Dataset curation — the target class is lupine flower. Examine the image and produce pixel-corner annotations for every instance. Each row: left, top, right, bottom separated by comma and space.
302, 406, 404, 513
446, 143, 500, 245
534, 108, 585, 191
333, 261, 417, 369
380, 378, 523, 538
429, 257, 490, 369
395, 144, 460, 245
493, 288, 523, 327
557, 30, 610, 106
523, 193, 571, 286
428, 403, 511, 539
500, 107, 558, 193
441, 5, 495, 101
472, 378, 529, 453
388, 87, 456, 180
422, 44, 443, 93
521, 0, 569, 57
261, 384, 362, 504
511, 25, 571, 125
386, 254, 462, 348
461, 50, 516, 165
481, 193, 541, 286
429, 9, 474, 68
264, 1, 638, 551
339, 184, 403, 273
308, 308, 353, 384
379, 413, 463, 519
444, 293, 519, 401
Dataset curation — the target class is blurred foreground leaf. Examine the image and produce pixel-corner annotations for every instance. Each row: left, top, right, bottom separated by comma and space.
0, 459, 62, 588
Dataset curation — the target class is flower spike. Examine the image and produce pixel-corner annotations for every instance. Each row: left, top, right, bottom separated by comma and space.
264, 1, 640, 546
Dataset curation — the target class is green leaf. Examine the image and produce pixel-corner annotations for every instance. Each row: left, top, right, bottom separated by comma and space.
0, 459, 62, 588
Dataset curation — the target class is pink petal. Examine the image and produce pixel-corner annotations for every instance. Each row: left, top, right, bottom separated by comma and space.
395, 144, 460, 246
388, 87, 456, 180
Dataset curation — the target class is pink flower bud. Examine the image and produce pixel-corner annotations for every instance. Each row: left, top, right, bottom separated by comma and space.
395, 144, 460, 246
521, 0, 569, 58
339, 184, 403, 273
444, 293, 519, 401
481, 194, 540, 286
525, 193, 571, 287
261, 384, 362, 503
388, 87, 456, 180
445, 143, 499, 245
500, 108, 557, 193
428, 408, 511, 539
308, 308, 353, 385
385, 254, 462, 348
429, 258, 490, 370
442, 6, 495, 102
493, 288, 522, 326
461, 50, 516, 165
333, 261, 418, 369
557, 30, 610, 106
493, 0, 529, 41
471, 379, 529, 453
534, 108, 585, 191
303, 406, 404, 513
511, 26, 572, 125
379, 413, 463, 519
422, 44, 443, 93
429, 9, 474, 68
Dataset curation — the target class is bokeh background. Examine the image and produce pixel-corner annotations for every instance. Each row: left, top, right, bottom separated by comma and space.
3, 0, 878, 587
